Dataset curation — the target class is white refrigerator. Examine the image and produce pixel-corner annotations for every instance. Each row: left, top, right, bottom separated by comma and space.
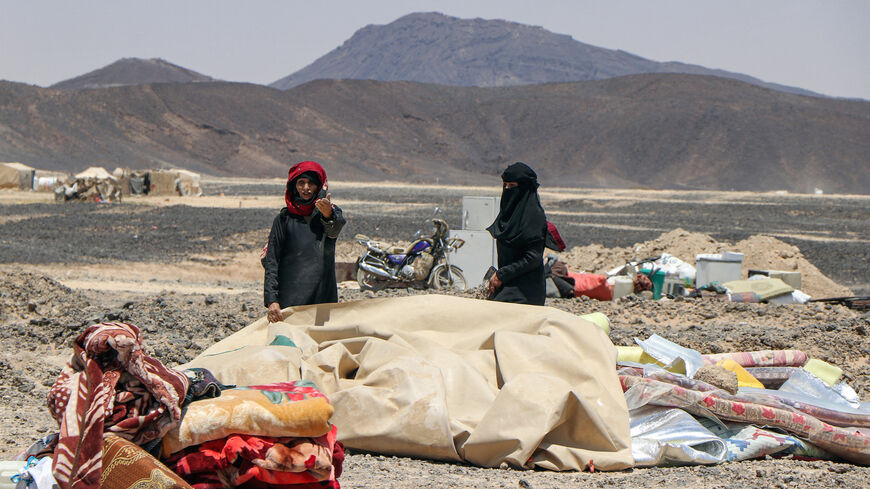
447, 196, 501, 287
449, 229, 498, 288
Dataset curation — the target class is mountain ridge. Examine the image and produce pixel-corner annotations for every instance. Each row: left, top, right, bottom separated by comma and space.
1, 74, 867, 194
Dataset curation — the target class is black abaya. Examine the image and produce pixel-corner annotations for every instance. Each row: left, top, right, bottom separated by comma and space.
487, 162, 548, 305
262, 206, 346, 308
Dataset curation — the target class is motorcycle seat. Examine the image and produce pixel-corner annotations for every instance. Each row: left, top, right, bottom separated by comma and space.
387, 239, 433, 256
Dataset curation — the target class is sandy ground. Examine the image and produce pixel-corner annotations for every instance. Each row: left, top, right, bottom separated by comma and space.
1, 182, 869, 488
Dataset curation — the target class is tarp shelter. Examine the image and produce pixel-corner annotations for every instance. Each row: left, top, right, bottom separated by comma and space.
58, 166, 121, 202
174, 169, 202, 196
112, 167, 132, 196
149, 169, 203, 196
0, 162, 35, 190
182, 294, 633, 471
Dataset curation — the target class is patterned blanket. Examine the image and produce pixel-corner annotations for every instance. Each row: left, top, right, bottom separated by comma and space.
620, 374, 870, 464
702, 350, 807, 368
619, 367, 870, 429
161, 380, 334, 457
47, 322, 189, 489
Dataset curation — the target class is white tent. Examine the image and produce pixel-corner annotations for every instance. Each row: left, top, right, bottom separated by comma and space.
74, 166, 113, 180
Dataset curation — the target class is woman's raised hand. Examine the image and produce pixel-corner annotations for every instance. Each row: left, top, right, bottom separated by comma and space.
315, 193, 333, 219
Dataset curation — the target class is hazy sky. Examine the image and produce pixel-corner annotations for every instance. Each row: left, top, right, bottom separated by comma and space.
1, 1, 868, 99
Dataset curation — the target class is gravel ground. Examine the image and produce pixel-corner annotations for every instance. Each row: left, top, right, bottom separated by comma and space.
1, 183, 869, 488
5, 181, 866, 292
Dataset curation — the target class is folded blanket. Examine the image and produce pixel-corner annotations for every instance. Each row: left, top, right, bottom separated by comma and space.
102, 435, 192, 489
47, 322, 189, 489
164, 426, 343, 489
162, 380, 334, 456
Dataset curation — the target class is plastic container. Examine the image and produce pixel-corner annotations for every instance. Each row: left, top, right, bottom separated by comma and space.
0, 460, 26, 489
610, 276, 634, 299
695, 252, 743, 287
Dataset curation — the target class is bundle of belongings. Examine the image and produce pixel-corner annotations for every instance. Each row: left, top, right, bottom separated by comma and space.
618, 334, 870, 466
53, 176, 122, 203
544, 255, 652, 300
10, 322, 343, 489
541, 222, 649, 301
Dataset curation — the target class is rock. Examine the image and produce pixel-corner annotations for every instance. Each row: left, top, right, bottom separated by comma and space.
693, 364, 738, 395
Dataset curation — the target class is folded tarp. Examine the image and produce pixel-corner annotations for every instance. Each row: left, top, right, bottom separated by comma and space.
180, 295, 633, 471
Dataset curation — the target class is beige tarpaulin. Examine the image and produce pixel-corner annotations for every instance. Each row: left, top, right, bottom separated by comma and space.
182, 294, 633, 471
149, 169, 203, 196
0, 162, 35, 189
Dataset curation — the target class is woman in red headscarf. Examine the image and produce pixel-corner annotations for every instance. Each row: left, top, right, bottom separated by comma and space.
261, 161, 346, 322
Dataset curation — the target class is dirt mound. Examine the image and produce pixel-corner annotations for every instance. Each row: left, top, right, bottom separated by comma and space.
558, 228, 852, 298
736, 235, 850, 299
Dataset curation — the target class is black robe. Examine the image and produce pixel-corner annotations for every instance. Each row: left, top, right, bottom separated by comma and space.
262, 206, 345, 308
487, 162, 548, 305
492, 236, 546, 305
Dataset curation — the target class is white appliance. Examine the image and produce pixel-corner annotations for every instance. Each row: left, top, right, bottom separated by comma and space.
461, 196, 500, 231
449, 196, 501, 287
695, 252, 744, 287
449, 229, 498, 287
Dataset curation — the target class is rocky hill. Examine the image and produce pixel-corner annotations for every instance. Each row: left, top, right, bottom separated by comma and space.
50, 58, 215, 90
1, 74, 868, 193
271, 12, 820, 98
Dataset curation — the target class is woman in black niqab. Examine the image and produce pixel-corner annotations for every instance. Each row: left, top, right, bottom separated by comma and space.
486, 162, 548, 305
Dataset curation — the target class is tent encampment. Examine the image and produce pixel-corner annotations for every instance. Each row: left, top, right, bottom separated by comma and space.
0, 162, 36, 190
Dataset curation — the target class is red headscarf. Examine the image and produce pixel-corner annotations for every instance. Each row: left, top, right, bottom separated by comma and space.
284, 161, 327, 216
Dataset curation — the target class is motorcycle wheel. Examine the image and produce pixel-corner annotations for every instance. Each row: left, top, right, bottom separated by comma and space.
428, 265, 467, 291
356, 264, 386, 292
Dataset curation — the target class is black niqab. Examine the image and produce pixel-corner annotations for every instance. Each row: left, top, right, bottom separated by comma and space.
487, 162, 547, 247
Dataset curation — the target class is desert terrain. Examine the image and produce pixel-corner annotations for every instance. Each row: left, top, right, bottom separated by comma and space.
1, 179, 868, 488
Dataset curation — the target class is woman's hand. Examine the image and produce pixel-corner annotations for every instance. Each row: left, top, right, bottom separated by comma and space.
315, 193, 333, 219
267, 302, 284, 323
488, 273, 503, 294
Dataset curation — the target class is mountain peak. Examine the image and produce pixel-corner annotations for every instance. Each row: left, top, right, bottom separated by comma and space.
270, 12, 819, 97
50, 57, 215, 90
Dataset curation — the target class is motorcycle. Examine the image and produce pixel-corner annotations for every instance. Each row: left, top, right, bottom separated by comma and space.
354, 208, 467, 291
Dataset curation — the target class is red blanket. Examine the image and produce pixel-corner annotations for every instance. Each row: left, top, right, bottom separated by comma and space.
47, 322, 189, 489
165, 426, 344, 489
